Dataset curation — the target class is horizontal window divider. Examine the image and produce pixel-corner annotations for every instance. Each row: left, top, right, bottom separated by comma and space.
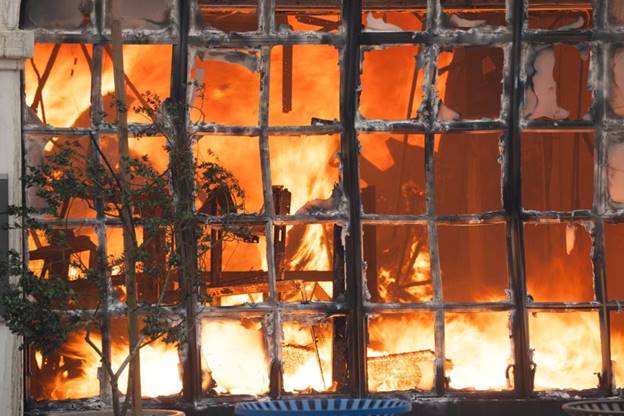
522, 119, 595, 133
525, 302, 603, 310
361, 212, 506, 225
364, 302, 515, 313
33, 33, 178, 45
358, 31, 511, 46
188, 32, 345, 47
521, 210, 594, 222
356, 119, 506, 134
273, 214, 348, 224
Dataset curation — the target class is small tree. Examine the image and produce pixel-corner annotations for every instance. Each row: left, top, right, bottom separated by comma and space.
0, 41, 247, 416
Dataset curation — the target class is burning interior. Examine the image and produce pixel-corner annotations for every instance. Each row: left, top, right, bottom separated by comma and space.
17, 0, 624, 413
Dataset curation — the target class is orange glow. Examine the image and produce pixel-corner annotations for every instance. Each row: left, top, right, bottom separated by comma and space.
32, 332, 181, 400
200, 319, 270, 395
24, 33, 624, 399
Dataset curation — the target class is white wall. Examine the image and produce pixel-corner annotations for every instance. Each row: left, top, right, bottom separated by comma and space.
0, 1, 33, 414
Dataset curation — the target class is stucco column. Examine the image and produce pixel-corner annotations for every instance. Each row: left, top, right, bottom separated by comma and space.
0, 1, 33, 415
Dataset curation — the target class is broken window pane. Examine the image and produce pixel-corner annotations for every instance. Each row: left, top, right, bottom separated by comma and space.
194, 135, 264, 215
438, 224, 508, 303
108, 317, 182, 398
524, 223, 594, 303
367, 312, 435, 392
363, 225, 432, 304
269, 45, 340, 126
529, 311, 601, 390
24, 135, 96, 219
104, 0, 172, 30
279, 224, 336, 303
435, 133, 502, 214
359, 45, 424, 120
105, 226, 181, 305
445, 312, 512, 391
524, 44, 592, 121
528, 1, 592, 30
101, 135, 170, 174
276, 0, 341, 33
31, 319, 182, 400
362, 6, 424, 32
608, 0, 624, 26
199, 226, 267, 307
282, 316, 336, 393
608, 135, 624, 204
27, 226, 99, 309
522, 132, 594, 211
22, 0, 93, 31
609, 48, 624, 118
269, 135, 341, 215
604, 223, 624, 301
359, 133, 425, 215
189, 48, 260, 126
101, 45, 172, 124
611, 312, 624, 388
442, 1, 506, 28
201, 317, 270, 395
437, 47, 503, 121
195, 0, 258, 32
30, 329, 102, 400
24, 44, 93, 128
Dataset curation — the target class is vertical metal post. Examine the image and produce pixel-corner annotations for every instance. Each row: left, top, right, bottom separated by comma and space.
89, 40, 114, 404
591, 0, 613, 394
257, 0, 283, 398
340, 0, 366, 398
425, 130, 446, 395
171, 0, 202, 403
505, 0, 533, 397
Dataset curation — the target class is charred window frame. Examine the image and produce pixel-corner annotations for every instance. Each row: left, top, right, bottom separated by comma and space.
18, 0, 624, 409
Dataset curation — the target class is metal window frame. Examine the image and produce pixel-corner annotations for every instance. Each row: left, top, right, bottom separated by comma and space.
20, 0, 624, 410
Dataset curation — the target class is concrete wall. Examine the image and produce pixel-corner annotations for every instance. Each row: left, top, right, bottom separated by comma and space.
0, 1, 33, 414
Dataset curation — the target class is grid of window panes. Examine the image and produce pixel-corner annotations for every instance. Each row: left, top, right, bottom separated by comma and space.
19, 0, 624, 406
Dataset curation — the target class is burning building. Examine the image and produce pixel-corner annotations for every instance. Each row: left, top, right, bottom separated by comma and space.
0, 0, 623, 415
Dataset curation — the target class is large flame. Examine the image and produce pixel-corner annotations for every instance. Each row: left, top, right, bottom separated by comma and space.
24, 17, 624, 400
32, 332, 181, 400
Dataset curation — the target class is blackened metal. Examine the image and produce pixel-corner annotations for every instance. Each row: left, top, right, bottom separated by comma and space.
340, 0, 367, 398
332, 223, 348, 390
360, 186, 379, 302
89, 42, 114, 404
257, 0, 283, 396
505, 0, 533, 398
425, 130, 446, 396
188, 32, 343, 48
591, 0, 613, 394
365, 302, 515, 313
171, 0, 203, 403
522, 119, 595, 131
190, 124, 342, 136
273, 186, 292, 280
526, 302, 603, 310
521, 210, 594, 221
